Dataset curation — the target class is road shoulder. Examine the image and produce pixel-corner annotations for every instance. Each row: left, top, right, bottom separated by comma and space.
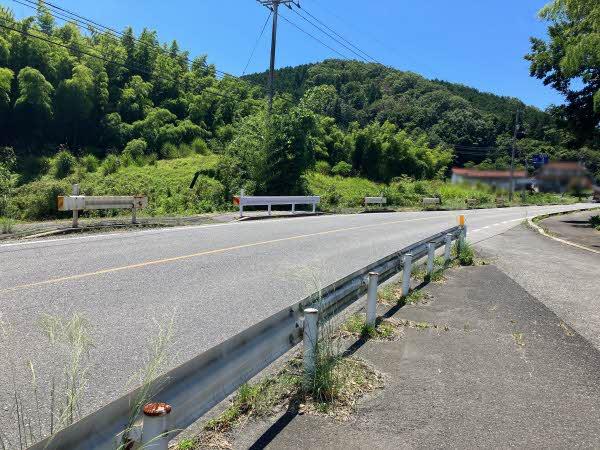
225, 262, 600, 449
537, 209, 600, 251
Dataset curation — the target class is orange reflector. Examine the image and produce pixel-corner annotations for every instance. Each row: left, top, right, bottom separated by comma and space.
57, 196, 64, 210
233, 196, 240, 206
459, 215, 465, 226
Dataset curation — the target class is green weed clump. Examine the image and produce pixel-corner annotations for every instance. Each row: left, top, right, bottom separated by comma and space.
0, 216, 15, 234
590, 215, 600, 230
453, 240, 475, 266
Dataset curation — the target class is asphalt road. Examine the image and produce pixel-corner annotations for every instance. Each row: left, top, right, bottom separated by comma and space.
0, 203, 595, 440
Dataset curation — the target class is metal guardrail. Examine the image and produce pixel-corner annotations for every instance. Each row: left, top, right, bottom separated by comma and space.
364, 196, 387, 206
57, 184, 148, 227
30, 224, 464, 450
422, 197, 441, 206
233, 190, 320, 218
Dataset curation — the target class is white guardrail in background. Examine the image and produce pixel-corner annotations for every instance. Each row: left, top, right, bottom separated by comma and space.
364, 196, 387, 207
29, 222, 466, 450
233, 190, 320, 218
422, 197, 441, 206
58, 184, 148, 227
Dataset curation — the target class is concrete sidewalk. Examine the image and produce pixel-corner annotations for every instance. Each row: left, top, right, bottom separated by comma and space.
539, 209, 600, 250
232, 263, 600, 449
476, 224, 600, 351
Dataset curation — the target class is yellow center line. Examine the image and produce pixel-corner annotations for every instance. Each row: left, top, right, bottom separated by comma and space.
2, 214, 456, 293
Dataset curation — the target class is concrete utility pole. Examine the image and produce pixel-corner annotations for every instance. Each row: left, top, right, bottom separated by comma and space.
257, 0, 296, 111
509, 109, 520, 202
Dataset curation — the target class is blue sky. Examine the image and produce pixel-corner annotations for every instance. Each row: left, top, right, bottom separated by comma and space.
6, 0, 562, 109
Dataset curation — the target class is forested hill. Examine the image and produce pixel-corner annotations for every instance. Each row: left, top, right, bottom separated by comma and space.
0, 2, 598, 223
244, 60, 600, 178
244, 60, 555, 148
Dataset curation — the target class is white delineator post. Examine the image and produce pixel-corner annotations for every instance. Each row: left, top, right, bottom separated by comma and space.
366, 272, 379, 327
402, 253, 413, 297
141, 402, 172, 450
303, 308, 319, 379
444, 233, 453, 263
239, 189, 245, 218
427, 242, 436, 276
72, 184, 79, 228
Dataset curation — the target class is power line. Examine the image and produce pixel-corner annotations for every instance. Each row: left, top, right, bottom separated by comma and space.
289, 6, 369, 62
293, 3, 378, 63
242, 10, 272, 76
278, 11, 351, 60
15, 0, 237, 79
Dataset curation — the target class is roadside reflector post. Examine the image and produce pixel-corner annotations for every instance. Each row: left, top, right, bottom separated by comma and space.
366, 272, 379, 327
141, 402, 172, 450
444, 233, 453, 263
72, 184, 79, 228
303, 308, 319, 381
427, 242, 436, 276
239, 189, 244, 218
402, 253, 413, 297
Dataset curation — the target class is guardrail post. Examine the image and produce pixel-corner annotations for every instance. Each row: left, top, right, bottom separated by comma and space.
366, 272, 379, 327
72, 184, 79, 228
239, 189, 244, 218
427, 242, 436, 276
141, 402, 172, 450
402, 253, 413, 297
458, 215, 466, 252
444, 233, 452, 263
268, 203, 272, 216
291, 203, 295, 214
303, 308, 319, 379
312, 201, 316, 213
131, 207, 137, 224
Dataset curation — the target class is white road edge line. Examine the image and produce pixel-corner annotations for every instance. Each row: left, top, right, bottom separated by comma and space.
0, 203, 592, 249
527, 217, 600, 255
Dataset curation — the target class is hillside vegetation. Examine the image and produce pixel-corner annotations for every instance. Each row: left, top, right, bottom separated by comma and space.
0, 2, 595, 221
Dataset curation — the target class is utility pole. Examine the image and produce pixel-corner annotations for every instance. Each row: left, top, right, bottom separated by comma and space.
509, 109, 520, 202
258, 0, 296, 112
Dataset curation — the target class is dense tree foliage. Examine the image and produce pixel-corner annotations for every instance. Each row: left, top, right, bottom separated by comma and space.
246, 59, 600, 182
526, 0, 600, 147
0, 1, 598, 222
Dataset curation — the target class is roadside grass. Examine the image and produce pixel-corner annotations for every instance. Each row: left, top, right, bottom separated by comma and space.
590, 215, 600, 230
339, 314, 398, 340
118, 316, 175, 449
453, 241, 475, 266
198, 354, 382, 449
307, 172, 577, 211
378, 284, 427, 307
0, 217, 15, 234
0, 312, 175, 450
7, 156, 578, 222
0, 313, 93, 449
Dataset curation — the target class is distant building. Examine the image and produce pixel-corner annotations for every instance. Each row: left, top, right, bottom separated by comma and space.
534, 162, 591, 193
451, 168, 531, 190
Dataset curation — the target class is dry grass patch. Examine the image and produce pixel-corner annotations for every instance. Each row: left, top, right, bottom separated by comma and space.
197, 354, 382, 448
339, 314, 401, 340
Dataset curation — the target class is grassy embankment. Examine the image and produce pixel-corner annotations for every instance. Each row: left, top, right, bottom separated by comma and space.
3, 153, 577, 224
